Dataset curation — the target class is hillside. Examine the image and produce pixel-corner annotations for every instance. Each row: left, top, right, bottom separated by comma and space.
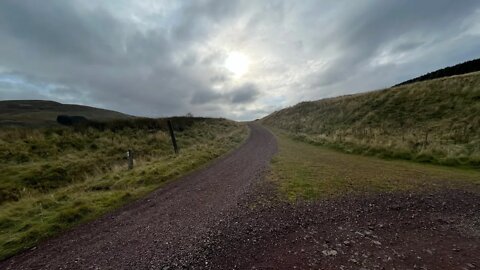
262, 72, 480, 168
396, 57, 480, 86
0, 117, 247, 259
0, 100, 132, 127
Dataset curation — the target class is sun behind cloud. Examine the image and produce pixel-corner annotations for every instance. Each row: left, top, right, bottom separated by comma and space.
225, 51, 249, 77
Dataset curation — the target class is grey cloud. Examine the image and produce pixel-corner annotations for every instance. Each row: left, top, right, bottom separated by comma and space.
191, 89, 222, 105
209, 75, 228, 83
181, 54, 198, 67
0, 1, 123, 64
191, 83, 260, 105
391, 41, 425, 54
0, 0, 211, 117
230, 84, 259, 104
171, 0, 241, 42
308, 0, 480, 91
1, 0, 480, 120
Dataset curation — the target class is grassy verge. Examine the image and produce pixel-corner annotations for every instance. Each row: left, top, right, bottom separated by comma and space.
0, 119, 248, 260
269, 129, 480, 201
262, 72, 480, 168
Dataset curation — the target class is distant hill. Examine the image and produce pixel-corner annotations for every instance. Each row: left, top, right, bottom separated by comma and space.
262, 72, 480, 168
396, 58, 480, 86
0, 100, 133, 127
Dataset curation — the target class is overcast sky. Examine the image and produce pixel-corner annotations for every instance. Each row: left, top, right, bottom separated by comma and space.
1, 1, 480, 120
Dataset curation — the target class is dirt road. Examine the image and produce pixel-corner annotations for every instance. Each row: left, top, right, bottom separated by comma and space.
193, 183, 480, 269
0, 123, 277, 269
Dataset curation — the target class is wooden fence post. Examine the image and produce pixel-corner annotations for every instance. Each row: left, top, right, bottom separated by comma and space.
127, 149, 133, 170
167, 120, 179, 154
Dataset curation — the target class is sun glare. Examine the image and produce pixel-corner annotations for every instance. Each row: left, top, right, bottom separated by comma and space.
225, 51, 249, 77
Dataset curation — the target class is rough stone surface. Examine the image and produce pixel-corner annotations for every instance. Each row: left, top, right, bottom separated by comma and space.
189, 181, 480, 269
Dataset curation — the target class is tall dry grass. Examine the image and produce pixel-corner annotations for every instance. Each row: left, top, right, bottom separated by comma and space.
0, 118, 248, 259
263, 72, 480, 168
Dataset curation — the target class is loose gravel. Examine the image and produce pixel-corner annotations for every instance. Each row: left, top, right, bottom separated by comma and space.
189, 181, 480, 269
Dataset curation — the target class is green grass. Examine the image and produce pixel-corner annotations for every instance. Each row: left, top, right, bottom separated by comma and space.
262, 72, 480, 168
0, 118, 248, 260
269, 129, 480, 201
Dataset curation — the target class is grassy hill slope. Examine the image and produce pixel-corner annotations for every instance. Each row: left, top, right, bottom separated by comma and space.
0, 117, 247, 259
0, 100, 132, 127
262, 72, 480, 168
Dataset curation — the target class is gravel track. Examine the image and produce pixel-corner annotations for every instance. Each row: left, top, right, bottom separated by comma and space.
0, 123, 277, 270
193, 182, 480, 269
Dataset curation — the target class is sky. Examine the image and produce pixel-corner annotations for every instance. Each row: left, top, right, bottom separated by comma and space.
1, 0, 480, 120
